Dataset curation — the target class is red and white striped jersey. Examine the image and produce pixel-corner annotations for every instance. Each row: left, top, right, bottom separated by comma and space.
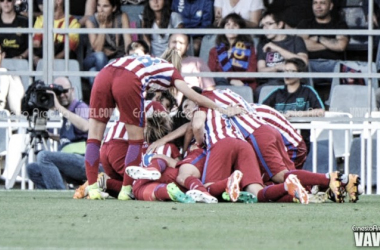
107, 55, 184, 91
203, 89, 264, 136
251, 103, 303, 147
141, 143, 180, 167
104, 121, 128, 142
199, 91, 245, 149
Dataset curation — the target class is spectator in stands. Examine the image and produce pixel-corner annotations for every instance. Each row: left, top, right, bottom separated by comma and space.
141, 0, 183, 57
0, 0, 29, 59
262, 58, 325, 151
168, 33, 215, 103
263, 0, 313, 29
171, 0, 213, 56
0, 44, 24, 115
255, 11, 308, 101
26, 77, 91, 190
208, 13, 258, 92
83, 0, 132, 85
297, 0, 349, 83
213, 0, 264, 28
33, 0, 81, 66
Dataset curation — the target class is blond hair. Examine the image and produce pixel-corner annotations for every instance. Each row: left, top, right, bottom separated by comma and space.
160, 48, 182, 98
160, 48, 182, 72
145, 113, 173, 144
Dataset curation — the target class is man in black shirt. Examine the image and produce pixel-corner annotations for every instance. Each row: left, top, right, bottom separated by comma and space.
297, 0, 349, 83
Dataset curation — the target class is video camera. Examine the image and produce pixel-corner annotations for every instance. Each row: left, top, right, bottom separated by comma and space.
21, 80, 67, 117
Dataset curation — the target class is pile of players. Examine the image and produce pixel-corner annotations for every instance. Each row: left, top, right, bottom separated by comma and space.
74, 51, 361, 204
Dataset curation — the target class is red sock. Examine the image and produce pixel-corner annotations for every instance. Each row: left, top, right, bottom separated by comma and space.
150, 158, 168, 173
85, 139, 101, 185
184, 176, 208, 193
208, 179, 228, 197
257, 184, 287, 202
153, 184, 171, 201
106, 179, 122, 198
133, 180, 155, 201
276, 195, 294, 203
285, 170, 329, 188
123, 139, 144, 186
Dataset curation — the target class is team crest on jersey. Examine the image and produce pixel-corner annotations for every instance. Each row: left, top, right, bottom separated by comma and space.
142, 153, 154, 167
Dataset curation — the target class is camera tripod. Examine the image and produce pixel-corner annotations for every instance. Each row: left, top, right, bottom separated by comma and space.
5, 124, 51, 190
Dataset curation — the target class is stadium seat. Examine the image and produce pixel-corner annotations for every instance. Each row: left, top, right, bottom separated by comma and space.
325, 61, 378, 105
340, 3, 368, 52
35, 59, 83, 100
329, 85, 376, 118
258, 85, 283, 104
199, 34, 216, 65
1, 58, 30, 90
214, 85, 254, 103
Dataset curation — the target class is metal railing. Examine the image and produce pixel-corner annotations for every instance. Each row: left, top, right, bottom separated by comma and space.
0, 0, 379, 193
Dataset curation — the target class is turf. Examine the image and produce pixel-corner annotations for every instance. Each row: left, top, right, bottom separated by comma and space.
0, 191, 378, 250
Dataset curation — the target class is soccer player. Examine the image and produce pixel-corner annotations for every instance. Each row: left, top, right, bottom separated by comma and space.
251, 103, 308, 169
85, 49, 241, 200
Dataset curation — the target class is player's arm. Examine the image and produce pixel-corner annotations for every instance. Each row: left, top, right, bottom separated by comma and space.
192, 110, 206, 146
152, 154, 179, 168
147, 122, 189, 152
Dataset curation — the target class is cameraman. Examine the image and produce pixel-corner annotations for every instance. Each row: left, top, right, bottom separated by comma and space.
26, 77, 93, 189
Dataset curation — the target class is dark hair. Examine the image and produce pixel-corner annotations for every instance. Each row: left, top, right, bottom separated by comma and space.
261, 10, 282, 25
284, 58, 307, 72
145, 90, 158, 101
106, 0, 121, 14
142, 0, 172, 39
126, 40, 150, 55
215, 13, 253, 46
171, 86, 203, 148
160, 90, 177, 111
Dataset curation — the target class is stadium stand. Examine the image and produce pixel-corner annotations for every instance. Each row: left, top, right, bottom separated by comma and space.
1, 59, 30, 90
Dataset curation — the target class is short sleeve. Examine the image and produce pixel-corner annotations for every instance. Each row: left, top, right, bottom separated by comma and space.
170, 12, 183, 28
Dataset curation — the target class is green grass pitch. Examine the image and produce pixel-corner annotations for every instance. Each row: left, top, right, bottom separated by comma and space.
0, 190, 379, 249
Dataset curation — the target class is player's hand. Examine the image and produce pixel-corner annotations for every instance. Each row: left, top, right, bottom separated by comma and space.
86, 183, 109, 200
147, 138, 167, 153
224, 105, 246, 117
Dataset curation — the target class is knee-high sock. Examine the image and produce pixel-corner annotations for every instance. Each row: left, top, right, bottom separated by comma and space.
285, 170, 329, 188
257, 184, 287, 202
153, 184, 171, 201
133, 179, 153, 200
85, 139, 101, 185
150, 158, 168, 173
106, 179, 122, 198
123, 139, 144, 186
184, 176, 208, 193
207, 179, 228, 197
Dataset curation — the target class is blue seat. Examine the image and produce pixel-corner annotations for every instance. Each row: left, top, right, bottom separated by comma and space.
1, 59, 30, 90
